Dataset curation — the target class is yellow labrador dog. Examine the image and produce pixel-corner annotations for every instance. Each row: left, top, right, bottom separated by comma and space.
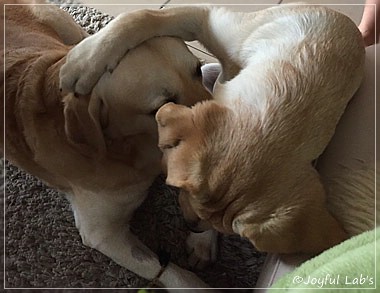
2, 0, 212, 288
60, 5, 365, 254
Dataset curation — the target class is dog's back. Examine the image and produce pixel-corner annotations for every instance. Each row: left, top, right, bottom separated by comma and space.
3, 1, 69, 101
215, 5, 365, 162
209, 5, 365, 253
1, 0, 73, 189
2, 0, 66, 50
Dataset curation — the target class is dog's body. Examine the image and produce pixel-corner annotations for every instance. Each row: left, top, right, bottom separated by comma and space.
3, 0, 211, 287
60, 4, 365, 254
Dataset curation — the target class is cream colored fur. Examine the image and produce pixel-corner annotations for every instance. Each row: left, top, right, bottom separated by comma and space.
59, 5, 365, 255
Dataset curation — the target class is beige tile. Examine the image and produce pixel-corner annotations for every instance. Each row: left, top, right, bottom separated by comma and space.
281, 0, 365, 24
168, 0, 280, 4
167, 0, 280, 12
80, 0, 164, 3
79, 1, 164, 17
187, 41, 219, 63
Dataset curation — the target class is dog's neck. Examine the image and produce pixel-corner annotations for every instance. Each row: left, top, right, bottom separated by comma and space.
47, 55, 69, 104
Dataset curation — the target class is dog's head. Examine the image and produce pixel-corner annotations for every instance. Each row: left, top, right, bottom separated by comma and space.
156, 101, 249, 234
63, 36, 211, 171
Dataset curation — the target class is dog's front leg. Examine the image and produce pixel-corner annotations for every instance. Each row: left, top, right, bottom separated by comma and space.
83, 224, 210, 289
187, 230, 218, 270
60, 5, 250, 95
60, 6, 211, 95
68, 190, 209, 289
94, 228, 211, 289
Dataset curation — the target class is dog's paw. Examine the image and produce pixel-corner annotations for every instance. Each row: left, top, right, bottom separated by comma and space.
59, 34, 122, 95
186, 230, 218, 270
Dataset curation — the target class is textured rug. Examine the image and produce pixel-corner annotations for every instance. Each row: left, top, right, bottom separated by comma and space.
4, 1, 266, 289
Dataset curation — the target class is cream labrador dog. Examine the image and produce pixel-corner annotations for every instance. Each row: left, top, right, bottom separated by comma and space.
2, 0, 212, 288
60, 4, 365, 254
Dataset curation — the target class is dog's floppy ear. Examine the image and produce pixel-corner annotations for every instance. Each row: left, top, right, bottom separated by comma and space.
63, 93, 107, 157
156, 102, 202, 192
156, 102, 193, 149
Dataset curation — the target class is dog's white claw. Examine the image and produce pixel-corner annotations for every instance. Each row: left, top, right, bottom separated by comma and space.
74, 71, 102, 95
60, 55, 102, 95
186, 230, 218, 270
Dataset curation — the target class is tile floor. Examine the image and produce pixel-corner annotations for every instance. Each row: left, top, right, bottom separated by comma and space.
80, 0, 366, 63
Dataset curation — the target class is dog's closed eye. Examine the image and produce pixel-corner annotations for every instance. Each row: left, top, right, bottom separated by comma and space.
149, 95, 178, 116
159, 138, 181, 149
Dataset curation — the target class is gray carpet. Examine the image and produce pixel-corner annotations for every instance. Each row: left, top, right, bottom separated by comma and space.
4, 2, 266, 289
